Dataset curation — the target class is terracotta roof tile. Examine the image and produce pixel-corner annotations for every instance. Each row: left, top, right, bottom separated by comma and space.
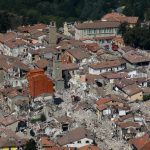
121, 46, 136, 53
4, 39, 27, 49
140, 141, 150, 150
129, 134, 150, 150
75, 21, 120, 29
67, 48, 90, 60
117, 121, 141, 129
89, 58, 126, 69
97, 104, 108, 111
96, 98, 111, 106
85, 74, 104, 84
123, 51, 150, 64
0, 32, 16, 43
122, 84, 142, 96
57, 127, 94, 146
40, 136, 56, 147
115, 78, 135, 89
79, 145, 102, 150
61, 63, 79, 71
102, 72, 128, 79
118, 114, 134, 122
101, 12, 138, 24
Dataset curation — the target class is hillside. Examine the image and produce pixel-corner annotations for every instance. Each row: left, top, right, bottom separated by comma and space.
0, 0, 149, 32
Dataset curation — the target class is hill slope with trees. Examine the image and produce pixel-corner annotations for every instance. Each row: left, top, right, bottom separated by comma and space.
0, 0, 149, 32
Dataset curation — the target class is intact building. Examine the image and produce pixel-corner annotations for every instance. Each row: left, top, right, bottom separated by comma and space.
75, 21, 120, 41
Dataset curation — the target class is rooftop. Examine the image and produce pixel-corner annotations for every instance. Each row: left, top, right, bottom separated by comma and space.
123, 51, 150, 64
89, 58, 126, 69
67, 48, 90, 60
122, 84, 142, 96
57, 127, 94, 146
75, 21, 120, 30
101, 12, 138, 24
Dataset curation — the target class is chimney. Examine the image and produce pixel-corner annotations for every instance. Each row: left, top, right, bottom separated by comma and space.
49, 21, 57, 48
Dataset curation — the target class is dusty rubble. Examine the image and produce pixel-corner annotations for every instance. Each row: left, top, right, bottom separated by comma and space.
52, 84, 131, 150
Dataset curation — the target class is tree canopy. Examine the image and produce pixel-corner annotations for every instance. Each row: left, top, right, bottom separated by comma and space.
120, 23, 150, 50
25, 139, 37, 150
0, 0, 148, 31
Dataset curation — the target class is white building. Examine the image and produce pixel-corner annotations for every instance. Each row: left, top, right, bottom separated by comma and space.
89, 59, 126, 75
0, 38, 28, 57
57, 127, 95, 148
75, 21, 120, 43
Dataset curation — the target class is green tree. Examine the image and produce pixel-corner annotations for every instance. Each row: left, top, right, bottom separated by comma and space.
123, 25, 150, 50
40, 113, 46, 122
25, 139, 37, 150
119, 22, 129, 35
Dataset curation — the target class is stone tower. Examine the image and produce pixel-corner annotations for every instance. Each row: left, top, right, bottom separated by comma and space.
52, 51, 64, 91
49, 21, 57, 47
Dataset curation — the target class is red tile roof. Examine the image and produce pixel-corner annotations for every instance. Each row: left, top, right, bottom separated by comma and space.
57, 127, 94, 146
0, 32, 16, 43
89, 58, 126, 69
97, 104, 108, 111
79, 145, 102, 150
67, 48, 90, 60
140, 141, 150, 150
102, 72, 128, 79
75, 21, 120, 29
122, 84, 142, 96
61, 63, 79, 71
129, 134, 150, 150
123, 51, 150, 64
101, 12, 138, 24
4, 39, 27, 49
96, 98, 111, 106
117, 121, 141, 129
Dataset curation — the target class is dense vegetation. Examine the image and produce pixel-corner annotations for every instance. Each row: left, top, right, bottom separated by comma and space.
0, 0, 149, 32
119, 22, 150, 50
0, 0, 112, 31
25, 139, 37, 150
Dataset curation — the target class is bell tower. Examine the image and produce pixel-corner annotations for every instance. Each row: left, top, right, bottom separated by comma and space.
52, 51, 64, 91
49, 21, 57, 47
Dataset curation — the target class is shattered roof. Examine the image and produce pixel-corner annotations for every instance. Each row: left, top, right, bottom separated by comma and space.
0, 54, 30, 71
121, 46, 136, 53
55, 115, 73, 124
114, 78, 135, 89
117, 121, 141, 129
0, 32, 16, 43
96, 98, 111, 106
123, 51, 150, 64
35, 59, 49, 69
4, 39, 27, 49
67, 48, 90, 60
61, 63, 79, 71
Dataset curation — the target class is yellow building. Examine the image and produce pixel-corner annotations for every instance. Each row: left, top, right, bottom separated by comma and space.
122, 84, 143, 101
